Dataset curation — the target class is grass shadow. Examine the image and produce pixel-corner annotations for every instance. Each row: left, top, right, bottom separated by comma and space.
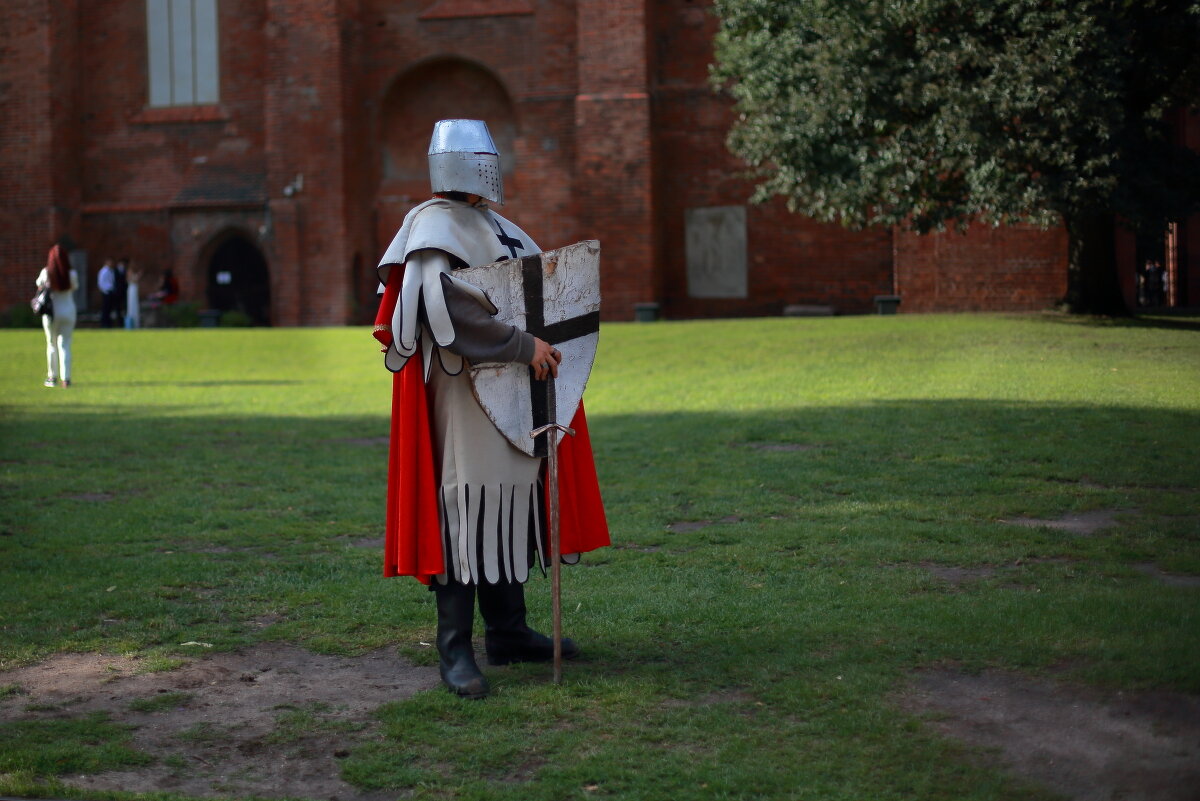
1035, 309, 1200, 332
79, 380, 306, 387
2, 396, 1199, 800
2, 397, 1196, 676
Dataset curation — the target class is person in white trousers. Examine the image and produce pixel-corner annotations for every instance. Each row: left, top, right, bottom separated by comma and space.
36, 244, 79, 388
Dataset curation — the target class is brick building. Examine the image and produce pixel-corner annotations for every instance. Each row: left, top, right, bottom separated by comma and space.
2, 0, 1196, 324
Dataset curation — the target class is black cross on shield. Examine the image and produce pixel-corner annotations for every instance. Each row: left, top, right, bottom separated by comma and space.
521, 255, 601, 457
458, 240, 602, 459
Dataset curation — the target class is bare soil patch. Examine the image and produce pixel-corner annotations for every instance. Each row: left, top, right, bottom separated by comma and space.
1133, 563, 1200, 588
1043, 476, 1110, 490
898, 670, 1200, 801
1002, 509, 1130, 536
330, 437, 389, 448
922, 558, 1072, 586
334, 535, 385, 549
667, 515, 742, 533
61, 491, 115, 502
740, 442, 822, 452
924, 564, 1004, 584
0, 642, 439, 800
610, 542, 661, 552
661, 688, 760, 712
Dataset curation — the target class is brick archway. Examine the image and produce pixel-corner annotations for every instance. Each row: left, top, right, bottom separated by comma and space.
376, 58, 517, 243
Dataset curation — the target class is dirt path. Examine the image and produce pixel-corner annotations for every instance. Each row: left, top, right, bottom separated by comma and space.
0, 643, 438, 800
898, 670, 1200, 801
4, 645, 1198, 800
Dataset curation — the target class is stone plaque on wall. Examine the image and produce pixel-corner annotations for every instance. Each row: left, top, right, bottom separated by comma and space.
685, 205, 747, 298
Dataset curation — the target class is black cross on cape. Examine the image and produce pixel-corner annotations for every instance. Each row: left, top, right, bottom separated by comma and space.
493, 218, 525, 260
521, 254, 600, 458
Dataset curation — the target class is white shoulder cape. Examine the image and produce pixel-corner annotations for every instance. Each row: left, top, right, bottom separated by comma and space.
376, 199, 541, 377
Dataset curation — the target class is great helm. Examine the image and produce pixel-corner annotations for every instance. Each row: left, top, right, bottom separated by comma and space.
428, 119, 504, 205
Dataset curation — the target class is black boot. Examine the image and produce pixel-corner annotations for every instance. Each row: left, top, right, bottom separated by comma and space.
432, 581, 489, 699
477, 581, 581, 665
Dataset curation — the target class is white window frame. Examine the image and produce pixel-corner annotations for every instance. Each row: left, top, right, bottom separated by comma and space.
147, 0, 220, 107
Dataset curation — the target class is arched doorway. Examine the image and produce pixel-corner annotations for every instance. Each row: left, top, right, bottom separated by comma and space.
376, 58, 518, 243
206, 233, 271, 325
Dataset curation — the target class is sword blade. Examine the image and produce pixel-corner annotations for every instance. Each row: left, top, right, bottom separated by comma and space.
547, 428, 562, 684
530, 380, 575, 686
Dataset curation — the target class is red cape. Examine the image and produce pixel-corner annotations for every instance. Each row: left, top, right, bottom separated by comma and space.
374, 268, 610, 583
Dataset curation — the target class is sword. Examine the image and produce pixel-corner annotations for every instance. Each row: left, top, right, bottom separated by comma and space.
531, 375, 575, 685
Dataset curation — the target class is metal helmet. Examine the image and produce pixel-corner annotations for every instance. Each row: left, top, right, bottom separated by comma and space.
427, 119, 504, 205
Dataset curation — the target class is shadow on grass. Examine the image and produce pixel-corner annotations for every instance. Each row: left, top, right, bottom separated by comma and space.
78, 380, 306, 387
1038, 309, 1200, 332
4, 397, 1198, 533
1, 398, 1197, 685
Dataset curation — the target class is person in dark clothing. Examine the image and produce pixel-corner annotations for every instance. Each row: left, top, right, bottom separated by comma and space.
114, 258, 129, 321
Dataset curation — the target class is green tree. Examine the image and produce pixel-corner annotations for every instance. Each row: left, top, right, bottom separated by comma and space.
712, 0, 1200, 314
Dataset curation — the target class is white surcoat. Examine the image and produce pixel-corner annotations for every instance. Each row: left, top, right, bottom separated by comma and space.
378, 199, 556, 585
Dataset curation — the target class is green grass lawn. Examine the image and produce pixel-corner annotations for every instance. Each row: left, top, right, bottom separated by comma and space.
1, 313, 1198, 800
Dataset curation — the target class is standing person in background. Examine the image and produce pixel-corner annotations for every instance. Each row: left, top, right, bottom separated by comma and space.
114, 258, 129, 324
124, 261, 142, 329
1137, 259, 1152, 307
97, 258, 117, 328
1156, 259, 1170, 307
148, 268, 179, 327
36, 244, 79, 388
152, 268, 179, 305
1154, 260, 1167, 306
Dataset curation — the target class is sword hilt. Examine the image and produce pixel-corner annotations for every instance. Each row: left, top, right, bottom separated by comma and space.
530, 423, 576, 439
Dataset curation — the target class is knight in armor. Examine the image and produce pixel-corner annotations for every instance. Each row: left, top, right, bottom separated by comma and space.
373, 119, 609, 699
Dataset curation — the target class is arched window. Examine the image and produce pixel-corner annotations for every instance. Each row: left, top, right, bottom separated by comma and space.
379, 59, 517, 187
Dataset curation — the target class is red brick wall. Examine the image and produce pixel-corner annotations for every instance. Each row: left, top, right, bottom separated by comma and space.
574, 0, 658, 321
5, 0, 1175, 322
75, 2, 263, 205
894, 223, 1069, 313
358, 0, 583, 277
0, 0, 81, 307
650, 0, 893, 317
263, 0, 350, 325
339, 1, 375, 323
71, 0, 270, 312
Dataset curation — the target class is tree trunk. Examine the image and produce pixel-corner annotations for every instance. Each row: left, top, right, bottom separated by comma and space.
1062, 211, 1129, 316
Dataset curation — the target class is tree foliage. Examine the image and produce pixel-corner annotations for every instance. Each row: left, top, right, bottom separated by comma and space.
711, 0, 1200, 312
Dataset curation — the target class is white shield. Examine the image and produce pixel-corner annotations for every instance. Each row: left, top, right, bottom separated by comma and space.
456, 240, 601, 457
